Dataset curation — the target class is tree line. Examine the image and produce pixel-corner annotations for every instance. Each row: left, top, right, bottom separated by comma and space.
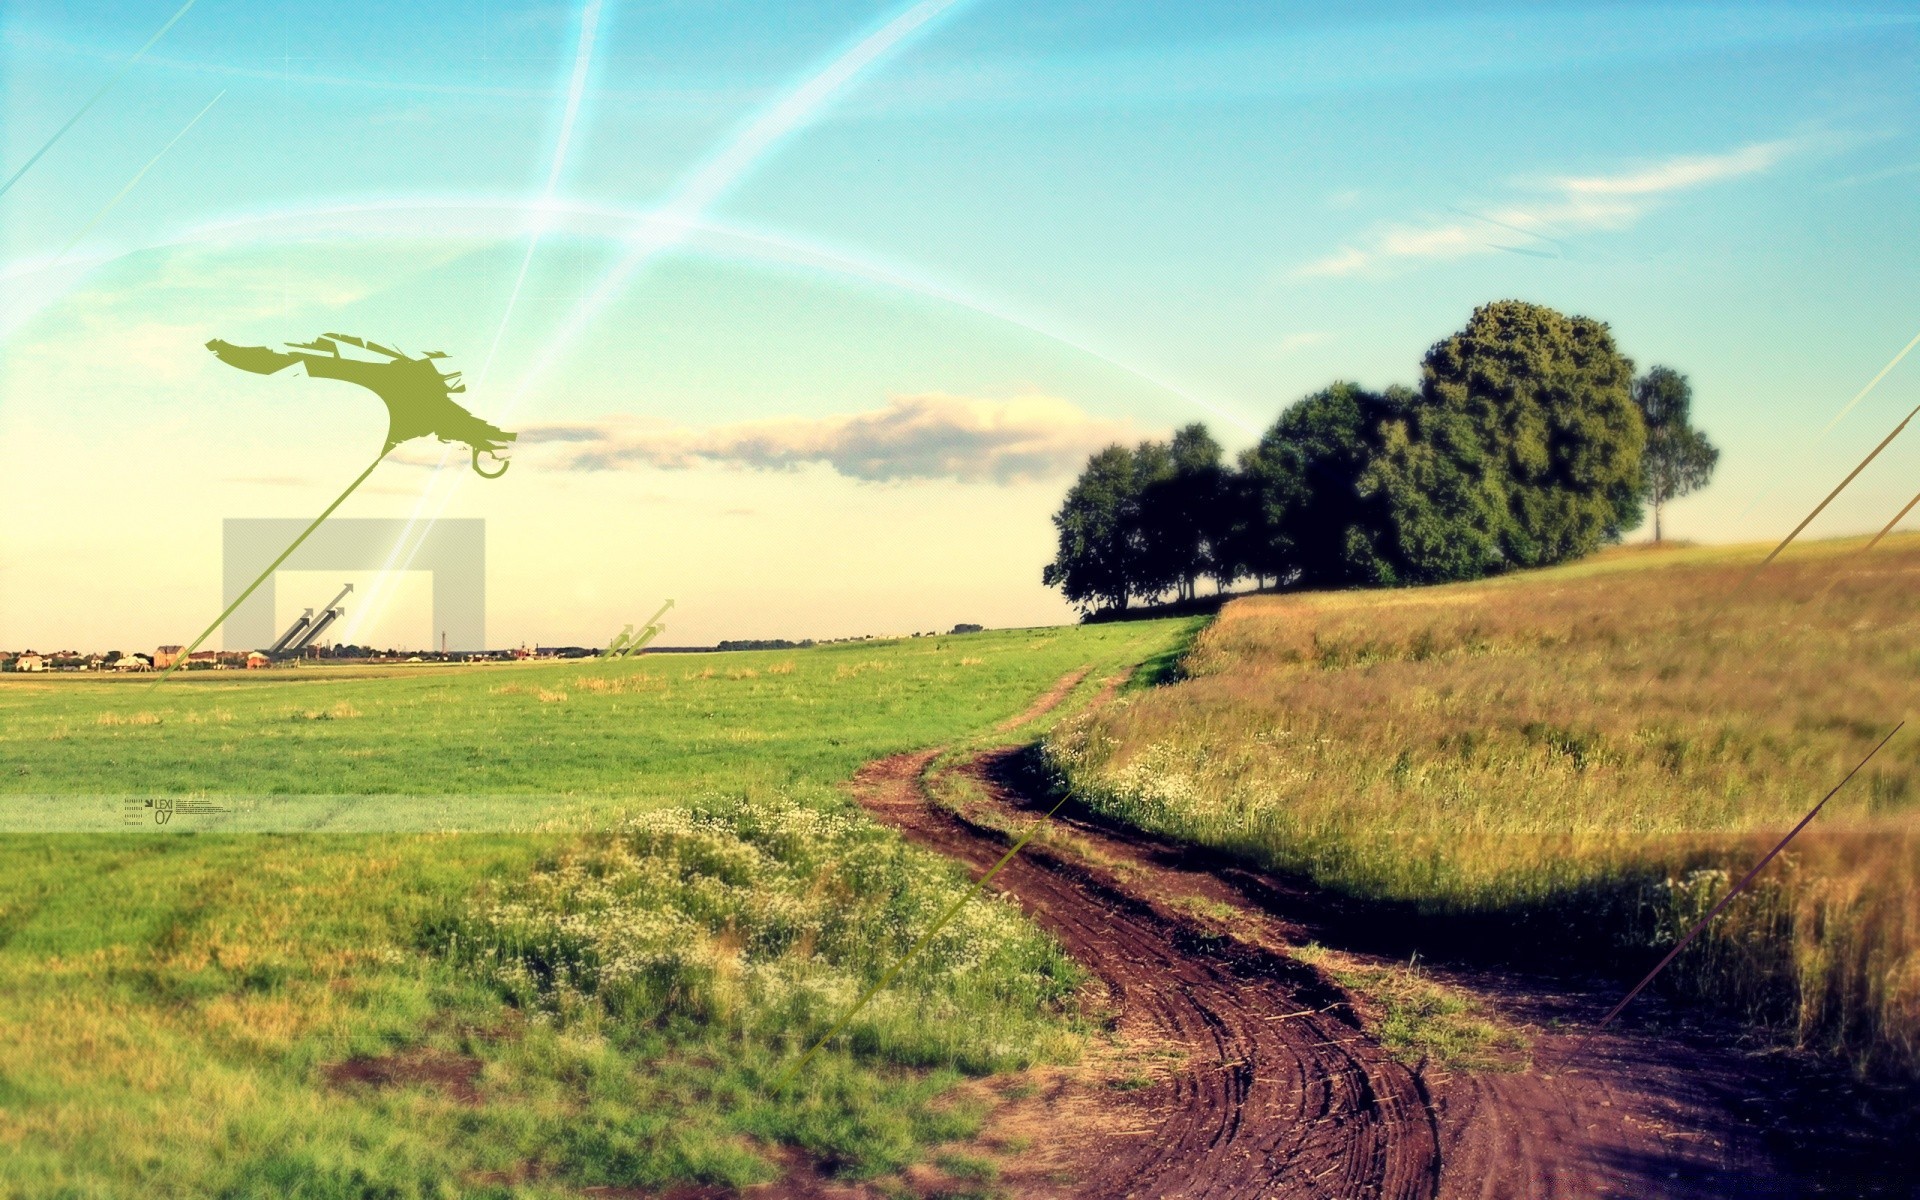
1044, 300, 1719, 613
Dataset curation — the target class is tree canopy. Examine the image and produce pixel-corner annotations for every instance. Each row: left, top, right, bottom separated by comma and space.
1238, 382, 1400, 587
1363, 300, 1647, 582
1043, 300, 1709, 614
1140, 424, 1229, 600
1041, 444, 1141, 613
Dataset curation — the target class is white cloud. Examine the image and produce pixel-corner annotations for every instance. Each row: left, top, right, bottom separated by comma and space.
1298, 139, 1800, 278
1551, 140, 1794, 197
518, 393, 1136, 485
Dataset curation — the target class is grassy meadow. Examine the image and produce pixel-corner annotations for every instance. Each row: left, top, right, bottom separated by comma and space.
1047, 536, 1920, 1078
0, 621, 1193, 1198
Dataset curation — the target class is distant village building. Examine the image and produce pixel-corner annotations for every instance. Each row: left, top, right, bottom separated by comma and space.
15, 652, 45, 673
114, 654, 153, 671
154, 645, 184, 670
245, 651, 271, 669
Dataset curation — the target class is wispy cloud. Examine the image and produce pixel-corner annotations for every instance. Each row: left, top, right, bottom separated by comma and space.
1552, 140, 1794, 197
518, 393, 1135, 485
1298, 139, 1800, 278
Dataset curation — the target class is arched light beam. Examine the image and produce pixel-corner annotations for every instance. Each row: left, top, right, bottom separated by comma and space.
478, 0, 606, 390
349, 0, 977, 640
2, 194, 1256, 433
500, 0, 974, 426
348, 0, 609, 644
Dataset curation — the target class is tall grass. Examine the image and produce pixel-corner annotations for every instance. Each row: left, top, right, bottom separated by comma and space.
1047, 537, 1920, 1077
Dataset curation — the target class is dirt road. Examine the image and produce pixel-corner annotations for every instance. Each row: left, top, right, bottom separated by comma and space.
859, 749, 1439, 1199
846, 742, 1859, 1198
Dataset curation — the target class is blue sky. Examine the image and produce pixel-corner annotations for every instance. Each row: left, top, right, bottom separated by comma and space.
2, 1, 1918, 648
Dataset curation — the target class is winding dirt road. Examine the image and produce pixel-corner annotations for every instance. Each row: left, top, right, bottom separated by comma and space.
859, 749, 1440, 1200
843, 725, 1872, 1198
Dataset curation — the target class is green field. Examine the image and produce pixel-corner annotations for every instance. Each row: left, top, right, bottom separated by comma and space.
0, 622, 1194, 1198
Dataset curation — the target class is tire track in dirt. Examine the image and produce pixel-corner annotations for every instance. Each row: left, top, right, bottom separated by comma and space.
1010, 776, 1893, 1198
838, 668, 1862, 1197
947, 767, 1811, 1199
997, 665, 1093, 731
854, 747, 1441, 1199
921, 744, 1881, 1190
860, 746, 1847, 1198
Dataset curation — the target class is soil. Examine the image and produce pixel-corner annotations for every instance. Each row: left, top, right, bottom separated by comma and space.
834, 732, 1918, 1198
857, 747, 1439, 1198
324, 1048, 485, 1105
324, 669, 1917, 1198
997, 665, 1093, 730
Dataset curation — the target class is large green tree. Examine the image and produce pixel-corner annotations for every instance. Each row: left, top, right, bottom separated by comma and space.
1140, 424, 1230, 600
1043, 444, 1143, 613
1362, 299, 1646, 581
1046, 432, 1233, 613
1237, 382, 1401, 587
1044, 300, 1665, 612
1633, 366, 1719, 542
1124, 439, 1178, 601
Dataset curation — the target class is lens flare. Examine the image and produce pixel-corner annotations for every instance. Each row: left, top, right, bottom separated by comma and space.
348, 0, 974, 642
343, 0, 608, 645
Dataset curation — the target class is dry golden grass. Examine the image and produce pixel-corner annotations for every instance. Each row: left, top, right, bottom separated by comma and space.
1049, 535, 1920, 1077
95, 711, 162, 727
575, 672, 667, 695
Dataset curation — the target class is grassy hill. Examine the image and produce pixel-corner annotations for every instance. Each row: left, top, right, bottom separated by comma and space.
0, 621, 1194, 1198
1047, 536, 1920, 1079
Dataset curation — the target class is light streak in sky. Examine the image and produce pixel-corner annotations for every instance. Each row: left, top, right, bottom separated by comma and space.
476, 0, 605, 390
1819, 327, 1920, 436
507, 0, 972, 423
1731, 324, 1920, 524
0, 0, 202, 199
3, 194, 1245, 432
342, 0, 608, 644
348, 0, 975, 642
52, 90, 224, 265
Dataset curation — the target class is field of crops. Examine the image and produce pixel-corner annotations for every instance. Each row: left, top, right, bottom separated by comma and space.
1047, 537, 1920, 1079
0, 621, 1194, 1198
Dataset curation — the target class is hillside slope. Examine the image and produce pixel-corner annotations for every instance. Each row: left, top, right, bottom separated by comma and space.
1048, 537, 1920, 1080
